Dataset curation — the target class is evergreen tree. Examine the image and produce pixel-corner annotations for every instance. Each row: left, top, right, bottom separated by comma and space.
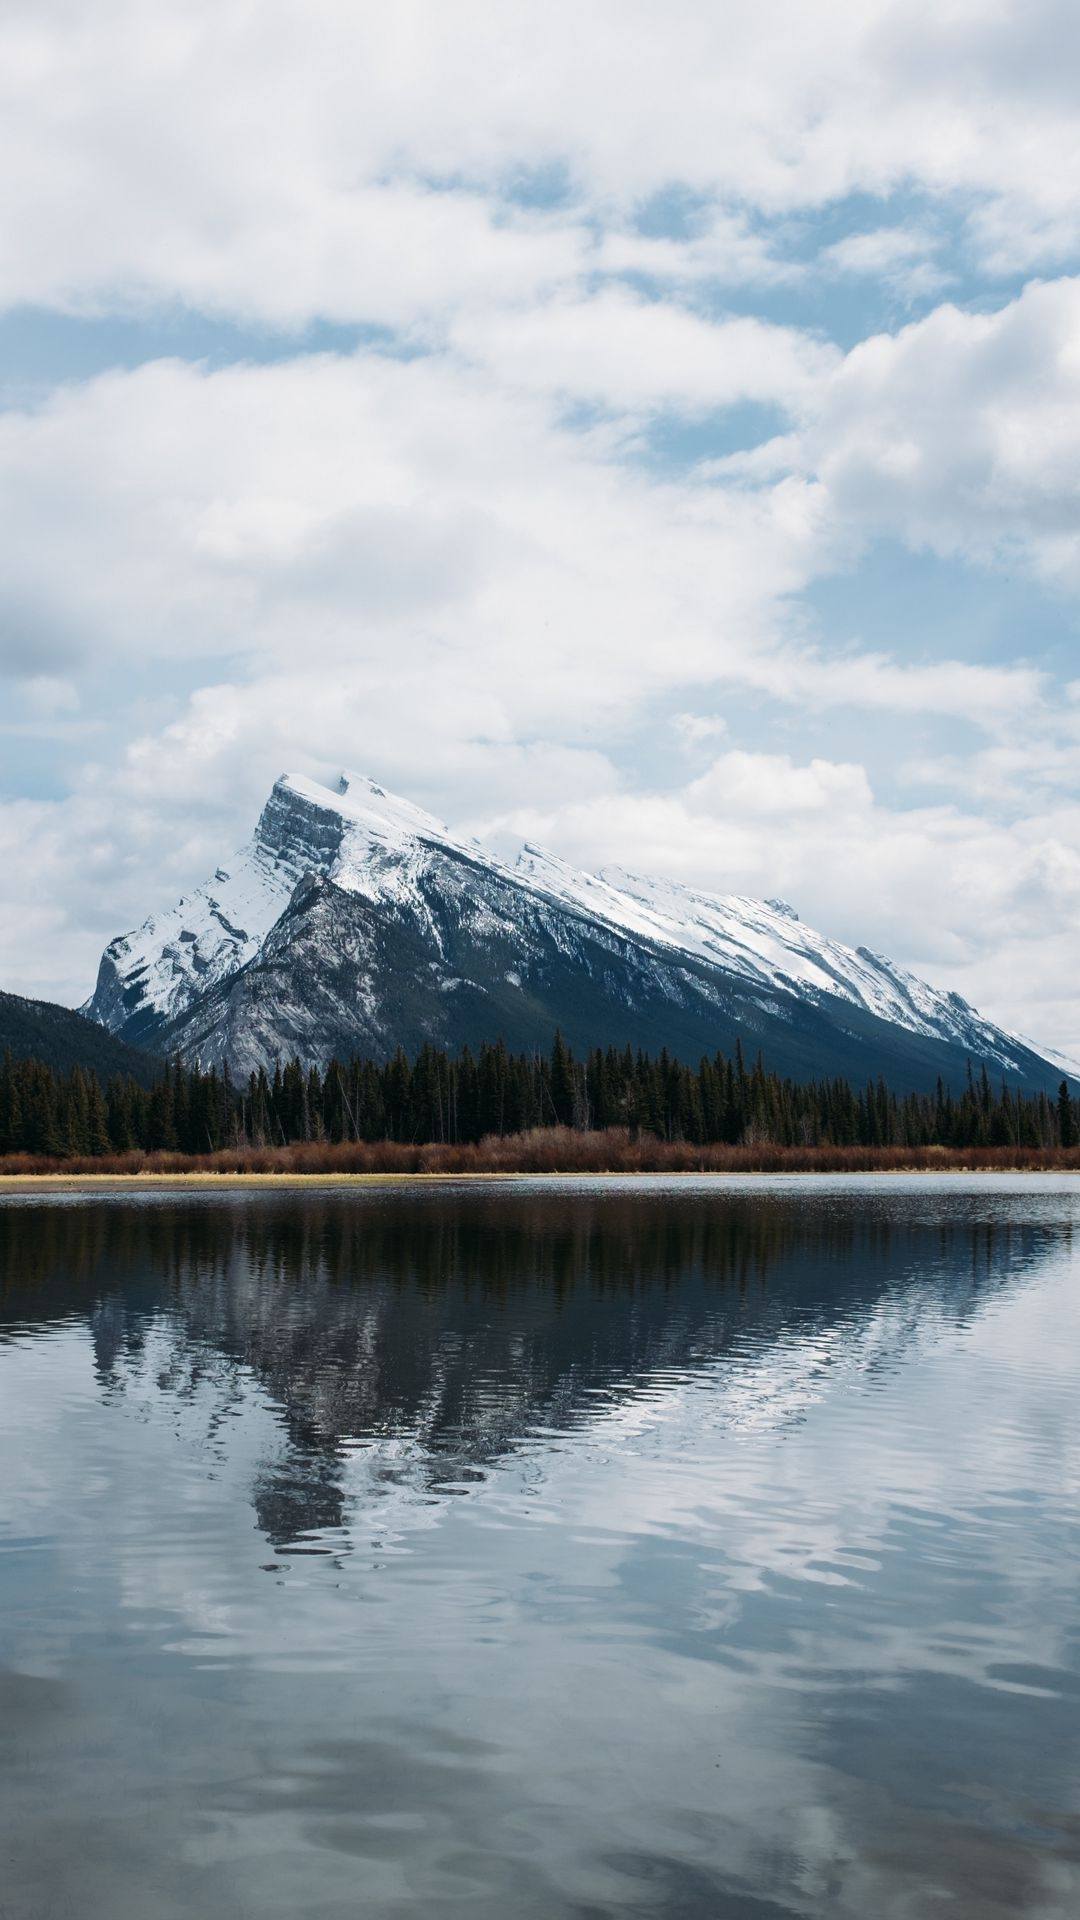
549, 1031, 575, 1128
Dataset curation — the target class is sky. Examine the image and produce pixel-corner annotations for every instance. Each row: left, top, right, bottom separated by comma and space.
2, 0, 1080, 1055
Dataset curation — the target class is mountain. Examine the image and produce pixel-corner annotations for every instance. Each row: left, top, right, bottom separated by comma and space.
0, 989, 158, 1086
85, 770, 1068, 1092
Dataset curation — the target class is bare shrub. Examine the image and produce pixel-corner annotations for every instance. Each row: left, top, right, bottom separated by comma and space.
3, 1129, 1080, 1178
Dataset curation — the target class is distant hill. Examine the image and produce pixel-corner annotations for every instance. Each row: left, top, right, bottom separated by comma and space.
0, 990, 159, 1087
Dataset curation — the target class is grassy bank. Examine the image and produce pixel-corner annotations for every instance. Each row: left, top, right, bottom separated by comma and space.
3, 1127, 1080, 1185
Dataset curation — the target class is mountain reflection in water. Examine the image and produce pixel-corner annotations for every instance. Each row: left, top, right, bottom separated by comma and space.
2, 1185, 1058, 1548
1, 1179, 1079, 1920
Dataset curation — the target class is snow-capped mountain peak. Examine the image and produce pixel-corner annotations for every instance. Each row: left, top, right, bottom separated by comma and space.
85, 769, 1067, 1091
307, 770, 461, 851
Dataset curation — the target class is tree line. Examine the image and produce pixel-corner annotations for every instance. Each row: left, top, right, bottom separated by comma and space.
1, 1035, 1078, 1159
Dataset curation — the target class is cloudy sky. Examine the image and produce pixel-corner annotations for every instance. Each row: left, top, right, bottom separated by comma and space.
2, 1, 1080, 1053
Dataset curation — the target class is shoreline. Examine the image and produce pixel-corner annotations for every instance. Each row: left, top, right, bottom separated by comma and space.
3, 1165, 1080, 1192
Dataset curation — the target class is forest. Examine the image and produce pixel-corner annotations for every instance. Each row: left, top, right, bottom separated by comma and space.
1, 1034, 1077, 1161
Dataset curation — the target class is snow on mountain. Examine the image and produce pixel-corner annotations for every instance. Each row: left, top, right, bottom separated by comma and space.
85, 769, 1062, 1086
84, 778, 337, 1040
84, 772, 492, 1041
512, 827, 1017, 1069
536, 859, 1015, 1067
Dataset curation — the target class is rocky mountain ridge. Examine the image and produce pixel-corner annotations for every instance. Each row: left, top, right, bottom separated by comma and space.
84, 770, 1068, 1092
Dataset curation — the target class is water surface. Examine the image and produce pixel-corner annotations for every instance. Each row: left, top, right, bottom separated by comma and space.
2, 1177, 1079, 1917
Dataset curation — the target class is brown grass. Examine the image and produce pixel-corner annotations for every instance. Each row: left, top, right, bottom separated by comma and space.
2, 1127, 1080, 1183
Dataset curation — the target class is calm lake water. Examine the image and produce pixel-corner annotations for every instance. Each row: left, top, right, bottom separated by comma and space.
2, 1177, 1079, 1919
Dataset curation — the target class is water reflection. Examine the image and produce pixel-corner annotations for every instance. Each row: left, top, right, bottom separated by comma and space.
2, 1181, 1080, 1918
0, 1187, 1063, 1550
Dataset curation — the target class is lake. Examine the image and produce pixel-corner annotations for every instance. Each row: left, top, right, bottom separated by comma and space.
2, 1176, 1079, 1918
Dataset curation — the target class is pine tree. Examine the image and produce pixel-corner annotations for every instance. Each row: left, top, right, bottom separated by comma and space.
0, 1053, 22, 1154
1058, 1080, 1075, 1149
147, 1075, 177, 1151
86, 1076, 111, 1155
549, 1032, 575, 1129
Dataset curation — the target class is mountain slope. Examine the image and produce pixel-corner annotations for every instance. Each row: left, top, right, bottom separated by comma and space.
0, 990, 158, 1085
85, 771, 1068, 1092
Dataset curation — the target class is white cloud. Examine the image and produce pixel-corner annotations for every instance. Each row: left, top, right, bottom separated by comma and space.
594, 216, 796, 289
752, 650, 1046, 726
721, 276, 1080, 590
0, 336, 1047, 797
824, 227, 934, 276
821, 225, 951, 301
17, 675, 79, 717
686, 750, 873, 816
673, 712, 728, 748
3, 0, 1080, 334
0, 348, 842, 724
454, 293, 839, 415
